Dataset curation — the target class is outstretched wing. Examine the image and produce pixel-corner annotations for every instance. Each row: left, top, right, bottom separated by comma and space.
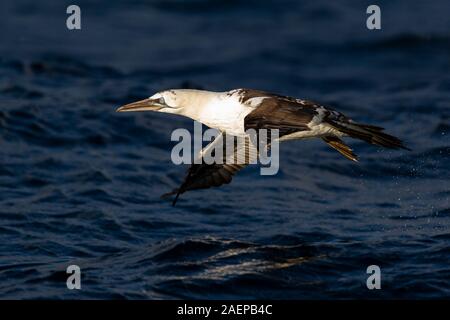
241, 88, 409, 158
162, 132, 258, 206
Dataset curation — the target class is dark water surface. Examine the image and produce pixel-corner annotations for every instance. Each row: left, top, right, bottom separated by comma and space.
0, 0, 449, 299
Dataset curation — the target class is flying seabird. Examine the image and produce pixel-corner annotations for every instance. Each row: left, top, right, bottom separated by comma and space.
117, 88, 409, 205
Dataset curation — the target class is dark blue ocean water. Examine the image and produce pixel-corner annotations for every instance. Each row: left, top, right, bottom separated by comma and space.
0, 0, 449, 299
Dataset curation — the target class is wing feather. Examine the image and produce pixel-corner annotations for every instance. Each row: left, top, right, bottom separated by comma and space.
162, 132, 257, 205
242, 90, 318, 137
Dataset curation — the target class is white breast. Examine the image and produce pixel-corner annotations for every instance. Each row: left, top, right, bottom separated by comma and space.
197, 95, 255, 135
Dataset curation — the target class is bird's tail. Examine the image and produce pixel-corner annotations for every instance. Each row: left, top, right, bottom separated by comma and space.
327, 120, 411, 150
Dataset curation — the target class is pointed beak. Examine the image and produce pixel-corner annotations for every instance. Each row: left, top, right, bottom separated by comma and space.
116, 99, 163, 112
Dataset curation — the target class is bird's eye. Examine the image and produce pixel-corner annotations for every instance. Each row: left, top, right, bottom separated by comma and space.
158, 97, 165, 105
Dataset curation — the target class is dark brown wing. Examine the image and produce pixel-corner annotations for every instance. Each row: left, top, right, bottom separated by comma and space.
242, 90, 319, 137
240, 88, 410, 159
162, 132, 258, 206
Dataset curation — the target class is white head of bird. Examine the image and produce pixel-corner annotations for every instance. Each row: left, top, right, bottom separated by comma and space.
116, 89, 221, 117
